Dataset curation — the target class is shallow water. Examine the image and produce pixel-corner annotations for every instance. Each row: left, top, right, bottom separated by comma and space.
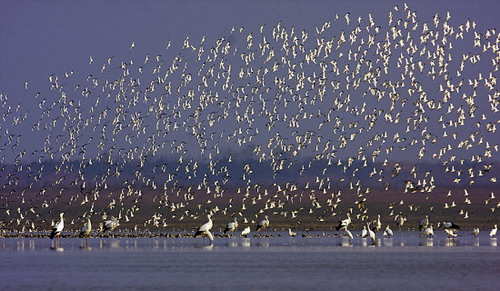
1, 232, 499, 290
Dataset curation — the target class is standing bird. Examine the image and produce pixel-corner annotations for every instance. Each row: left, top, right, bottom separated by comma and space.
344, 228, 354, 241
471, 228, 480, 238
288, 228, 297, 237
490, 224, 498, 237
335, 213, 351, 231
194, 214, 214, 242
50, 212, 65, 240
419, 215, 429, 231
367, 223, 376, 245
241, 226, 251, 238
223, 217, 238, 235
361, 225, 368, 238
421, 224, 434, 238
256, 215, 269, 232
79, 217, 92, 238
371, 215, 382, 232
395, 213, 407, 230
383, 225, 393, 238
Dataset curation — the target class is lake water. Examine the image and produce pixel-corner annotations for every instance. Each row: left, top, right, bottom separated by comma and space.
1, 231, 498, 290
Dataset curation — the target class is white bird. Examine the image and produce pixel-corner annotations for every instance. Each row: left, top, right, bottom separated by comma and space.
344, 228, 354, 241
103, 216, 119, 233
471, 228, 480, 238
422, 224, 434, 238
444, 228, 458, 238
256, 215, 269, 232
367, 223, 376, 244
383, 225, 393, 238
361, 225, 368, 238
419, 215, 429, 231
241, 226, 251, 238
288, 228, 297, 237
336, 213, 351, 231
371, 215, 382, 232
194, 214, 214, 242
440, 221, 460, 230
395, 213, 407, 230
79, 217, 92, 238
50, 212, 64, 240
223, 217, 238, 234
490, 224, 498, 237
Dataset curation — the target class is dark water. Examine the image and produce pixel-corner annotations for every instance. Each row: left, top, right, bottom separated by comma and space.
1, 232, 498, 290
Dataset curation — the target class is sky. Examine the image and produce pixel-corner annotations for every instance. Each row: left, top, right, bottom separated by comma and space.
1, 0, 499, 95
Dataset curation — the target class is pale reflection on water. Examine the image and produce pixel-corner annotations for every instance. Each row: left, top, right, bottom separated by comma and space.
0, 232, 498, 290
1, 231, 499, 251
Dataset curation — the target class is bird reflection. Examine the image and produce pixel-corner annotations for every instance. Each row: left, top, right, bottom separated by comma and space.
202, 243, 214, 250
110, 240, 121, 249
420, 239, 434, 247
383, 238, 393, 247
445, 238, 457, 247
241, 238, 251, 248
490, 238, 497, 247
194, 242, 214, 250
17, 240, 26, 251
255, 241, 269, 248
341, 238, 353, 247
227, 241, 238, 248
98, 239, 121, 249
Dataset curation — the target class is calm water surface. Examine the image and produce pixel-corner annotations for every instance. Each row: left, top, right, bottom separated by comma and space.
1, 232, 498, 290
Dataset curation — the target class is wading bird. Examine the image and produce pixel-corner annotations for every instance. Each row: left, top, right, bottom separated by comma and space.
241, 226, 251, 238
256, 215, 269, 232
194, 214, 214, 242
49, 212, 64, 247
336, 213, 351, 231
79, 217, 92, 238
223, 217, 238, 235
383, 225, 393, 238
490, 224, 498, 237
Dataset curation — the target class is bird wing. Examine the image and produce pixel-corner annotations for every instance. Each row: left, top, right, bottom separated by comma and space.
54, 220, 64, 232
198, 221, 211, 232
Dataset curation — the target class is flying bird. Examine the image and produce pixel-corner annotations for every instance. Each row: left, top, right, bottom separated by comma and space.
103, 216, 119, 233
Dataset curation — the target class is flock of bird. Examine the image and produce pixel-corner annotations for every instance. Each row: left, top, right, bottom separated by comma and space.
46, 210, 498, 246
0, 4, 498, 243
